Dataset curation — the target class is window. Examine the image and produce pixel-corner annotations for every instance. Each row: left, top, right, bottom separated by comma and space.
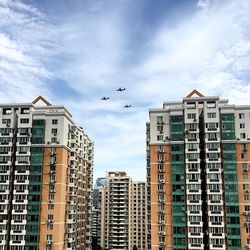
47, 235, 52, 241
243, 173, 248, 180
239, 113, 245, 119
51, 128, 57, 134
240, 133, 246, 139
240, 123, 245, 129
2, 119, 11, 124
157, 116, 163, 124
47, 223, 53, 230
187, 102, 196, 109
207, 102, 216, 108
51, 138, 57, 143
157, 125, 163, 133
48, 214, 54, 221
21, 108, 30, 114
48, 204, 54, 210
20, 119, 29, 124
187, 113, 196, 119
48, 194, 54, 201
207, 123, 218, 130
157, 135, 163, 141
244, 195, 250, 201
241, 153, 247, 160
52, 119, 58, 125
243, 184, 249, 190
207, 113, 216, 118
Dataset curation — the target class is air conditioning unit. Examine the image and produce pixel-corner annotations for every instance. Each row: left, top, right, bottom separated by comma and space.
56, 140, 60, 144
48, 219, 53, 223
47, 240, 53, 245
49, 199, 53, 203
47, 141, 51, 144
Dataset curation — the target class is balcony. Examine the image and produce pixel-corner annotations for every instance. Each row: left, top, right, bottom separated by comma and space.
187, 210, 202, 216
210, 244, 225, 249
209, 232, 225, 238
208, 211, 223, 216
188, 221, 202, 226
208, 221, 224, 227
188, 232, 203, 238
188, 243, 204, 249
187, 189, 201, 194
9, 240, 25, 246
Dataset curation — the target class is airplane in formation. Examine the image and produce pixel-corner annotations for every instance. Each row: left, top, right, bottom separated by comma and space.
116, 88, 126, 92
124, 105, 131, 108
101, 97, 110, 100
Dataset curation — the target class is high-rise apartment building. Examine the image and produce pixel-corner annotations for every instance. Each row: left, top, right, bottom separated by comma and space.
0, 96, 93, 250
92, 172, 146, 250
147, 90, 250, 250
92, 178, 106, 249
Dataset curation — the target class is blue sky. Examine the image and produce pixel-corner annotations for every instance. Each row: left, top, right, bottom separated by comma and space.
1, 0, 250, 181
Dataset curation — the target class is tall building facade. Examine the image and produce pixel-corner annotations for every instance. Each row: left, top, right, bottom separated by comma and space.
92, 178, 106, 249
92, 172, 146, 250
0, 96, 93, 250
147, 90, 250, 250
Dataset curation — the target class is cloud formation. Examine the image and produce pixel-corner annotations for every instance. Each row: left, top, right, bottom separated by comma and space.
1, 0, 250, 180
0, 0, 54, 102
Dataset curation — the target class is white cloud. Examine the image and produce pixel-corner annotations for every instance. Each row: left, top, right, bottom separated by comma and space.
0, 0, 54, 102
2, 0, 250, 181
51, 0, 250, 180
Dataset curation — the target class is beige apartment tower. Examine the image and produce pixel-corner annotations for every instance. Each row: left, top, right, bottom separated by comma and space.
0, 96, 93, 250
147, 90, 250, 250
93, 171, 146, 250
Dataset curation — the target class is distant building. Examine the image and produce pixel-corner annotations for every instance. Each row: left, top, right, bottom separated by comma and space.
147, 90, 250, 249
95, 177, 107, 187
0, 96, 94, 250
92, 171, 147, 250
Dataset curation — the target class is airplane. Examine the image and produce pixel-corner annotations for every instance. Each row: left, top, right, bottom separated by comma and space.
101, 97, 110, 100
124, 105, 131, 108
116, 88, 126, 92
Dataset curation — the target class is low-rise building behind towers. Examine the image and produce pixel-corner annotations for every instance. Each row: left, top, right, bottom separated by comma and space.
93, 171, 146, 250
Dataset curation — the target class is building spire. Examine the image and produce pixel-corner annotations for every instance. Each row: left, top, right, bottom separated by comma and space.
32, 96, 52, 106
186, 89, 204, 98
